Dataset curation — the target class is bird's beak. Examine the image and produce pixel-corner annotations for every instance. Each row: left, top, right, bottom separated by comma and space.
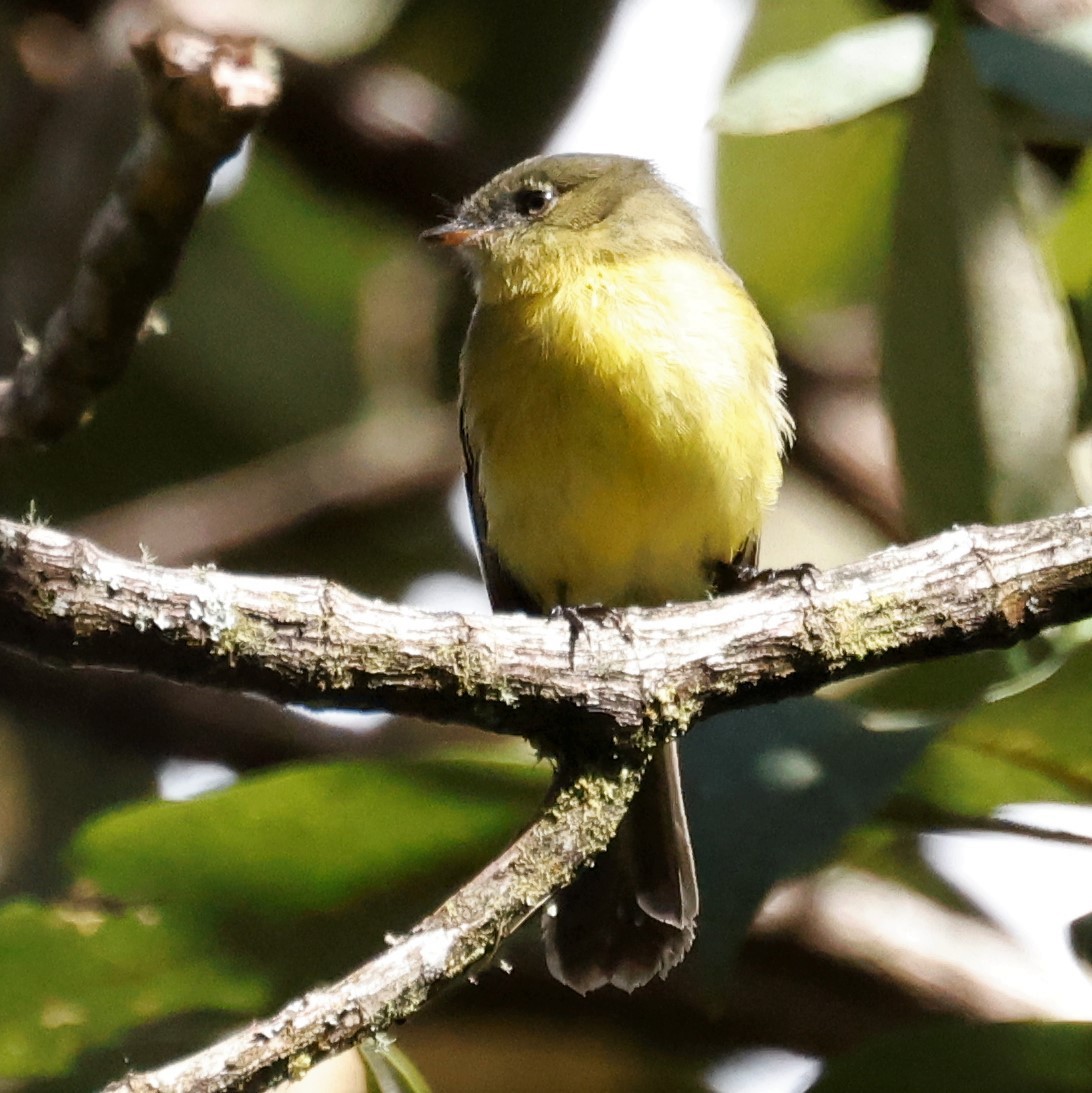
421, 218, 489, 247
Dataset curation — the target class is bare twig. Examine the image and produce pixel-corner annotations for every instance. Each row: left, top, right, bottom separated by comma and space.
1, 509, 1091, 758
76, 403, 460, 564
103, 766, 641, 1093
0, 28, 280, 446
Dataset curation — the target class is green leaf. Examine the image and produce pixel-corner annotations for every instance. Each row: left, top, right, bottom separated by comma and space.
903, 641, 1092, 815
713, 15, 931, 136
0, 900, 263, 1079
851, 649, 1015, 718
881, 20, 1079, 535
360, 1041, 434, 1093
811, 1021, 1092, 1092
718, 110, 905, 333
229, 150, 399, 331
1049, 150, 1092, 299
682, 698, 934, 978
712, 17, 1092, 140
966, 20, 1092, 144
717, 0, 903, 332
70, 760, 544, 918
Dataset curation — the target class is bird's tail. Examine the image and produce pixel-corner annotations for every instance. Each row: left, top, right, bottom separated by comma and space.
543, 741, 698, 993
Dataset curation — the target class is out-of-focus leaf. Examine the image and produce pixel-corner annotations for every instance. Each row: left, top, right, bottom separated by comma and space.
902, 641, 1092, 815
70, 760, 544, 918
0, 900, 263, 1079
714, 15, 930, 135
1049, 149, 1092, 298
731, 0, 887, 66
714, 15, 1092, 139
682, 698, 935, 979
718, 111, 904, 332
229, 150, 399, 331
881, 20, 1079, 536
360, 1041, 433, 1093
850, 649, 1015, 717
811, 1021, 1092, 1092
0, 155, 373, 524
717, 0, 901, 333
966, 20, 1092, 143
839, 822, 967, 909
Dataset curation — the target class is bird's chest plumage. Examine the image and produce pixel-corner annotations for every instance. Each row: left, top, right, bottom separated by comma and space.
460, 256, 786, 608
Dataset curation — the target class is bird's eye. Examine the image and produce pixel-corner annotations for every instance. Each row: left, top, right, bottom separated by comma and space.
513, 185, 556, 219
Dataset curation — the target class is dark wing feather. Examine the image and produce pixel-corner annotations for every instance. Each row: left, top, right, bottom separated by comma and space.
460, 406, 542, 615
707, 534, 760, 595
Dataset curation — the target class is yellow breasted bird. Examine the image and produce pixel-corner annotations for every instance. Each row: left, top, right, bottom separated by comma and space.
424, 153, 792, 993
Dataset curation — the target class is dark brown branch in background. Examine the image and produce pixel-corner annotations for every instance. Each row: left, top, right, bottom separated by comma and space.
2, 508, 1092, 757
76, 402, 461, 564
0, 647, 459, 769
0, 28, 280, 446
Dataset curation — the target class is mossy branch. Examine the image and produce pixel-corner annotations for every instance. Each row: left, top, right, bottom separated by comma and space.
1, 507, 1091, 1090
1, 508, 1091, 760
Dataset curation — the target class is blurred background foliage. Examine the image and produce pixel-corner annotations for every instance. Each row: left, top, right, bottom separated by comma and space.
0, 0, 1091, 1089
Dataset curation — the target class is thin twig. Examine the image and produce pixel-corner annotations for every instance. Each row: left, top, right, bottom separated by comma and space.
76, 403, 460, 564
0, 29, 280, 445
103, 766, 641, 1093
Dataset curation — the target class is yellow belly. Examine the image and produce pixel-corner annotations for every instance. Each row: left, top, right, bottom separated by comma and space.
461, 253, 790, 608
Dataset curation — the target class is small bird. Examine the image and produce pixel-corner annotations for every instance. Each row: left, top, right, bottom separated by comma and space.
424, 153, 791, 993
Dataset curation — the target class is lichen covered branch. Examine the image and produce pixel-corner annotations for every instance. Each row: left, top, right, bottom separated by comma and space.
103, 768, 640, 1093
1, 508, 1091, 759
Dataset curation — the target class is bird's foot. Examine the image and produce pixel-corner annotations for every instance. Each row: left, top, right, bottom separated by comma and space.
551, 603, 633, 664
713, 561, 820, 595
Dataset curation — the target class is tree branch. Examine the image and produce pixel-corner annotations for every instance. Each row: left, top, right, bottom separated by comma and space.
1, 508, 1091, 758
103, 767, 639, 1093
75, 402, 460, 565
0, 28, 280, 446
0, 507, 1089, 1091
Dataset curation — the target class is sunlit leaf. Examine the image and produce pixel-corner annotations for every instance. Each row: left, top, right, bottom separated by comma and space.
811, 1021, 1092, 1092
70, 760, 544, 918
717, 0, 901, 333
881, 20, 1079, 535
903, 641, 1092, 814
0, 901, 263, 1079
713, 16, 1092, 140
713, 15, 931, 135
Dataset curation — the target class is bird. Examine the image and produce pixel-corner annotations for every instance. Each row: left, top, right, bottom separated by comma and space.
423, 153, 792, 993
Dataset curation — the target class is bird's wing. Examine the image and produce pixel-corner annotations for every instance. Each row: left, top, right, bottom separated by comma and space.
708, 535, 760, 595
460, 406, 543, 615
